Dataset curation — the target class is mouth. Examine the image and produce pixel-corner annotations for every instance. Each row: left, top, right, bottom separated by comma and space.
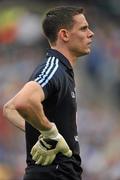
87, 41, 92, 47
88, 41, 92, 45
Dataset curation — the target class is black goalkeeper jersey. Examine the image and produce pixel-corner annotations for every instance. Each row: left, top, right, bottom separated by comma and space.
25, 49, 80, 166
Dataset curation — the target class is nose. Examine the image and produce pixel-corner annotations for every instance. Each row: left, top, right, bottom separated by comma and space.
88, 29, 94, 38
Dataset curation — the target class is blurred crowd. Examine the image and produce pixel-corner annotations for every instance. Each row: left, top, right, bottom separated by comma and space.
0, 0, 120, 179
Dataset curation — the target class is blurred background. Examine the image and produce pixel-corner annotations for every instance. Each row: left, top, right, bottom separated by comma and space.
0, 0, 120, 179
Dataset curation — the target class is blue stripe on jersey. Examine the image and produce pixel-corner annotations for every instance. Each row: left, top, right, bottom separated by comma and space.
35, 56, 59, 87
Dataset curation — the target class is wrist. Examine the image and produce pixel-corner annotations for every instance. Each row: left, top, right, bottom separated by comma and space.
39, 123, 59, 139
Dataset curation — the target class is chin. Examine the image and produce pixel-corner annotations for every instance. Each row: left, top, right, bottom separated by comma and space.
85, 49, 91, 55
77, 48, 91, 57
79, 50, 90, 57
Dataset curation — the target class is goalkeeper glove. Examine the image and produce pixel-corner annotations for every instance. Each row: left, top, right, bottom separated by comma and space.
30, 123, 72, 166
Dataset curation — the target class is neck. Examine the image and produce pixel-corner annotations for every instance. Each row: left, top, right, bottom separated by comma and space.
51, 45, 77, 67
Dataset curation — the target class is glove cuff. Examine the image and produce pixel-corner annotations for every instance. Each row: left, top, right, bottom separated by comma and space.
40, 123, 59, 139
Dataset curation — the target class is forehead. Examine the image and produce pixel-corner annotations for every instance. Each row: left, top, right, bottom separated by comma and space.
72, 14, 88, 27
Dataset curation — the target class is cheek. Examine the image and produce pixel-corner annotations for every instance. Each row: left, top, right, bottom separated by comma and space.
79, 36, 86, 43
73, 36, 83, 45
76, 34, 86, 45
69, 33, 86, 48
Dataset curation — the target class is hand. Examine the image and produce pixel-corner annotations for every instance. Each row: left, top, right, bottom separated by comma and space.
30, 123, 72, 166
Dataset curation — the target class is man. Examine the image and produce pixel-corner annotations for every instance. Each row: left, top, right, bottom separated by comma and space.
3, 6, 94, 180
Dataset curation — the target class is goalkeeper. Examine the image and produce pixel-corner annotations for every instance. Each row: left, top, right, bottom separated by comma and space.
3, 6, 94, 180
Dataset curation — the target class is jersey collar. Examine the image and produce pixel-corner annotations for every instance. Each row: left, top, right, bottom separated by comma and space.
46, 49, 73, 70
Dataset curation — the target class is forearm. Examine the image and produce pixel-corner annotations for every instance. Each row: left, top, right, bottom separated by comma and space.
3, 104, 25, 132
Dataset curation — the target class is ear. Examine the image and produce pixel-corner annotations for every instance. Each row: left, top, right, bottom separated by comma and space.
58, 29, 69, 42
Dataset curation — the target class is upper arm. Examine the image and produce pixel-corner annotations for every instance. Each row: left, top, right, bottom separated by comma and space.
5, 81, 45, 109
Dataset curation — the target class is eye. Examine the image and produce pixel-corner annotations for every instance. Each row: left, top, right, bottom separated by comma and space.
80, 26, 88, 31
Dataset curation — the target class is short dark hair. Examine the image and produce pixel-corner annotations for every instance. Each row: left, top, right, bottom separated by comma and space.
42, 6, 84, 44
